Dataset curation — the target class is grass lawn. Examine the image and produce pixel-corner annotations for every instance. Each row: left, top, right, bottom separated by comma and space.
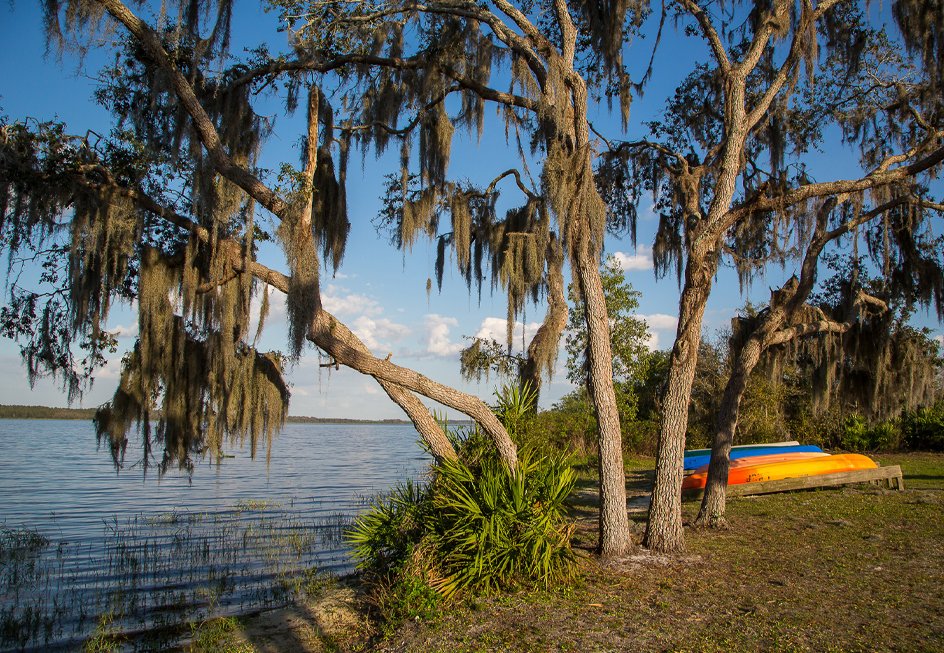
185, 452, 944, 652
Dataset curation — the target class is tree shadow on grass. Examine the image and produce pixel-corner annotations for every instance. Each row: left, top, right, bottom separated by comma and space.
235, 586, 369, 653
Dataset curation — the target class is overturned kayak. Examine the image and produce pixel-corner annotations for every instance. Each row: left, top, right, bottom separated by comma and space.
687, 451, 829, 474
684, 444, 824, 471
682, 453, 878, 491
684, 440, 799, 458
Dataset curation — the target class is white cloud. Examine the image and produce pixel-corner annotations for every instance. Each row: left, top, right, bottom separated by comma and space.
640, 313, 678, 351
474, 317, 542, 348
322, 285, 383, 317
935, 334, 944, 349
109, 322, 138, 339
611, 245, 654, 271
424, 314, 464, 357
352, 315, 411, 352
88, 355, 122, 380
641, 313, 678, 330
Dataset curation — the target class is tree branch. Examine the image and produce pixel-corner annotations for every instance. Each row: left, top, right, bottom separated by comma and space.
678, 0, 730, 73
97, 0, 289, 218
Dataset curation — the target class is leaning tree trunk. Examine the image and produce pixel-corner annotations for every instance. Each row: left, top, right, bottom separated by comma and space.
694, 336, 763, 527
576, 245, 632, 557
240, 254, 461, 464
645, 249, 716, 553
377, 380, 458, 463
309, 309, 519, 470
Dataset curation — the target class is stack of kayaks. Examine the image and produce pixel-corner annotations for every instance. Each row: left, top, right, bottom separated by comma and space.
682, 442, 878, 491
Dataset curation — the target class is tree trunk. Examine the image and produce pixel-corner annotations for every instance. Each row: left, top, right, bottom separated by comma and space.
309, 310, 519, 470
644, 249, 716, 553
240, 254, 461, 463
694, 336, 763, 527
377, 380, 458, 463
576, 246, 632, 558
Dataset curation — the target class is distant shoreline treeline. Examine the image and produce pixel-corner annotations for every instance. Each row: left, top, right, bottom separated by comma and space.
0, 404, 470, 425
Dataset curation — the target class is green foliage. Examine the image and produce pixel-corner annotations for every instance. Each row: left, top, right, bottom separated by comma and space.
427, 448, 576, 597
490, 383, 538, 444
901, 402, 944, 451
188, 616, 254, 653
371, 572, 443, 637
347, 480, 430, 579
348, 443, 577, 605
530, 389, 598, 459
82, 613, 125, 653
839, 414, 901, 452
565, 256, 650, 389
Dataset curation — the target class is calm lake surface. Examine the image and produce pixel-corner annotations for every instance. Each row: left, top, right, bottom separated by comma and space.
0, 419, 431, 650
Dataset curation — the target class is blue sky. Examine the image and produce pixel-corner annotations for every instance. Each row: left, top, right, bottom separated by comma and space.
1, 2, 941, 420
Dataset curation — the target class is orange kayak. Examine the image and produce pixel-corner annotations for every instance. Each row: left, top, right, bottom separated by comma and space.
682, 453, 878, 491
686, 451, 829, 475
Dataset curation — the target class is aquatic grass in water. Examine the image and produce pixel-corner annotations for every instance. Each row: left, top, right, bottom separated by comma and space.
0, 504, 354, 651
0, 420, 432, 650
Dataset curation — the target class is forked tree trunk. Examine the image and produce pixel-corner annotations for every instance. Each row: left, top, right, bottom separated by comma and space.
576, 246, 632, 557
377, 380, 458, 463
644, 251, 716, 553
694, 337, 763, 527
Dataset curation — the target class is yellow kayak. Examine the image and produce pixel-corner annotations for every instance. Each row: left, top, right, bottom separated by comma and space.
683, 453, 878, 490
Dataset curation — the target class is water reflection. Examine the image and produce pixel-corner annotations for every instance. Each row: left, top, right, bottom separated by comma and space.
0, 419, 430, 650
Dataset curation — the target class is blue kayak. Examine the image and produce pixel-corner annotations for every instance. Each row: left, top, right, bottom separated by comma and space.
683, 444, 824, 471
684, 440, 798, 458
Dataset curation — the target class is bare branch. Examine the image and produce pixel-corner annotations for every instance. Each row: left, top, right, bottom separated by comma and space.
767, 318, 851, 346
678, 0, 730, 73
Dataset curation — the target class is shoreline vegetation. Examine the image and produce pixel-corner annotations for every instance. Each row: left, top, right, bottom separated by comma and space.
0, 404, 472, 425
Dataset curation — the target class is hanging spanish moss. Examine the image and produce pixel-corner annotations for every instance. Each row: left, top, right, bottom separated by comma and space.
419, 102, 454, 187
742, 284, 942, 422
311, 143, 350, 272
1, 120, 143, 400
96, 246, 288, 473
401, 186, 440, 250
277, 205, 321, 360
543, 142, 608, 264
893, 0, 944, 89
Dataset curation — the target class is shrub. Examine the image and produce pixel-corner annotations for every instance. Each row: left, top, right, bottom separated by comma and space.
902, 402, 944, 451
838, 414, 902, 452
427, 448, 576, 597
348, 448, 577, 601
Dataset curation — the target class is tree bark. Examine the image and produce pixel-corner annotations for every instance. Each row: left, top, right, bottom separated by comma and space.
576, 245, 632, 557
377, 380, 458, 463
644, 247, 716, 553
694, 336, 763, 527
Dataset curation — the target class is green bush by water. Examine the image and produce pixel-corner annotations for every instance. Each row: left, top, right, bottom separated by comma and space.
349, 446, 576, 598
348, 422, 577, 635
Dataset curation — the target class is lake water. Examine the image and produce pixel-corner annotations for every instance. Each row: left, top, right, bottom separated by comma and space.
0, 419, 431, 650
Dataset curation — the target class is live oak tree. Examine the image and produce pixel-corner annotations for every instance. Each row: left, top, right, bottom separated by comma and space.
1, 0, 650, 556
247, 0, 651, 556
601, 0, 944, 552
4, 0, 941, 560
0, 0, 527, 473
696, 196, 944, 528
